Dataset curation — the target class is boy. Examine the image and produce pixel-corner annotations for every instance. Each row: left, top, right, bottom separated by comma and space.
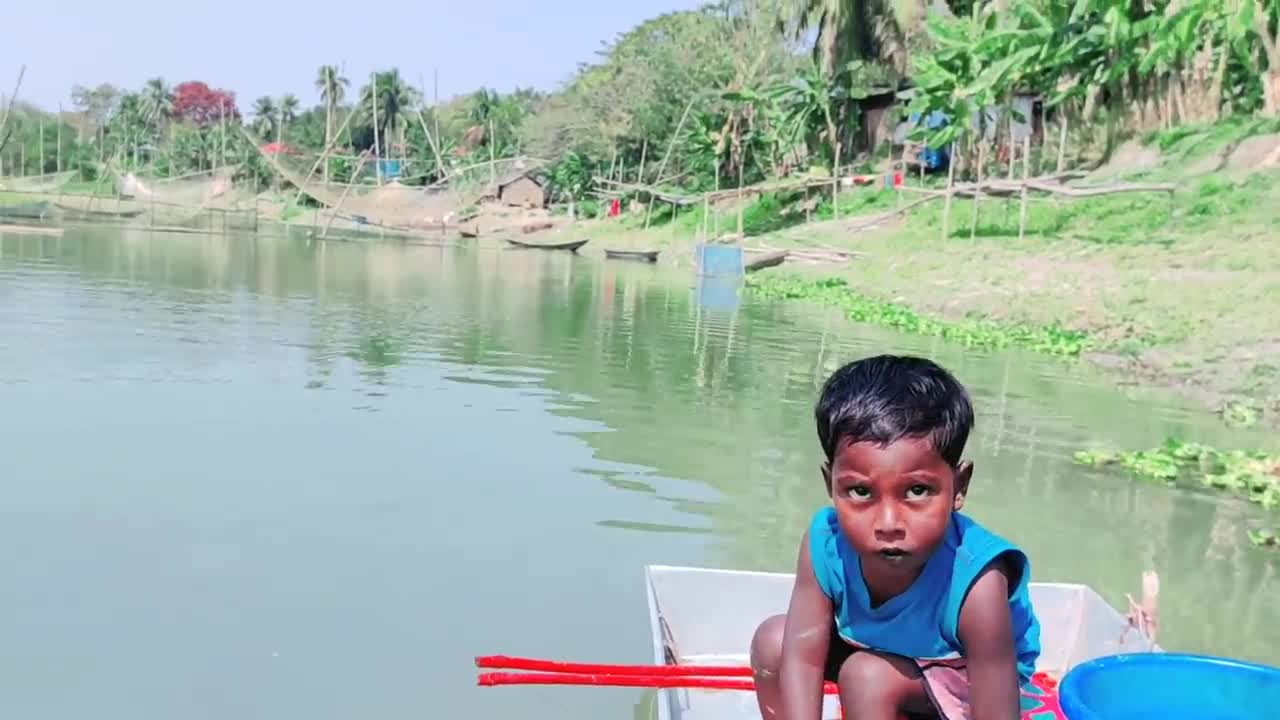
749, 355, 1040, 720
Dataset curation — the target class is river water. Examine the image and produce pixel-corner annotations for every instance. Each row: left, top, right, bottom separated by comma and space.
1, 227, 1276, 719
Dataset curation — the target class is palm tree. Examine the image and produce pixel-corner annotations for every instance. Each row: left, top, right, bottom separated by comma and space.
140, 78, 173, 139
252, 96, 277, 138
360, 69, 421, 160
315, 64, 349, 182
782, 0, 936, 79
278, 94, 300, 144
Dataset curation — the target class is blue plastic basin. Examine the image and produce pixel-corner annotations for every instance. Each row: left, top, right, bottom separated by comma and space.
1059, 653, 1280, 720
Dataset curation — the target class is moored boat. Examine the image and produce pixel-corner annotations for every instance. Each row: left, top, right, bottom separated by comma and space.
506, 237, 589, 252
0, 201, 52, 220
605, 249, 660, 263
643, 564, 1159, 720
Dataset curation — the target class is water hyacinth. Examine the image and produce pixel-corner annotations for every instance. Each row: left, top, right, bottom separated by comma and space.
1074, 439, 1280, 547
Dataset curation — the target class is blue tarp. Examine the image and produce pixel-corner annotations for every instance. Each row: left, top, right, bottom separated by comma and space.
908, 111, 952, 171
696, 243, 744, 277
378, 159, 402, 179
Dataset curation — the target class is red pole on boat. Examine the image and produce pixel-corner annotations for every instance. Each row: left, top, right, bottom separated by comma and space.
477, 671, 840, 695
475, 655, 754, 677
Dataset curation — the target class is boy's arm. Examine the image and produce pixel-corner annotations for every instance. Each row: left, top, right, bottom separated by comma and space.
779, 528, 833, 720
957, 559, 1020, 720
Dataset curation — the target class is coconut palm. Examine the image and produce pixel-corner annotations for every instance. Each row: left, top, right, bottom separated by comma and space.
140, 77, 173, 138
315, 64, 349, 181
360, 69, 421, 159
278, 94, 301, 143
782, 0, 947, 79
252, 96, 277, 138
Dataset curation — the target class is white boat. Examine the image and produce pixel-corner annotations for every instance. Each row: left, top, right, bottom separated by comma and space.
643, 564, 1159, 720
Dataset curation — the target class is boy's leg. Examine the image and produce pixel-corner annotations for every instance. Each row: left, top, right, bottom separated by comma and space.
749, 614, 786, 720
836, 651, 937, 720
751, 615, 853, 720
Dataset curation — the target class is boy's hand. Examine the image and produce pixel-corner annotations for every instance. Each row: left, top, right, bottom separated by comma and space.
779, 528, 833, 720
957, 558, 1020, 720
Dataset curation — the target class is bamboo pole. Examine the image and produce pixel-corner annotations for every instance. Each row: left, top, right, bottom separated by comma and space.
1056, 112, 1069, 174
831, 140, 841, 221
1018, 135, 1031, 240
701, 192, 709, 241
941, 143, 956, 240
736, 152, 745, 238
489, 118, 496, 187
38, 118, 44, 174
970, 138, 984, 239
56, 104, 62, 173
637, 139, 647, 184
320, 151, 370, 239
371, 72, 382, 186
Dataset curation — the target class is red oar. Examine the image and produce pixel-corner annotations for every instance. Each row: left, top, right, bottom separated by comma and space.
475, 654, 754, 677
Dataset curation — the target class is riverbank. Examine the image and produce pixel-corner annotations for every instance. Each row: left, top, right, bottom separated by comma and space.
584, 121, 1280, 431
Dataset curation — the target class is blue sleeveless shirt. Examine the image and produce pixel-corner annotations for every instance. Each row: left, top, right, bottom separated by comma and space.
808, 506, 1041, 684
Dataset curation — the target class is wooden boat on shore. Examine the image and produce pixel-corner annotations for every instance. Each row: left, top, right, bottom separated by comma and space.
54, 203, 145, 220
643, 564, 1158, 720
506, 238, 589, 252
0, 201, 52, 220
605, 249, 660, 263
743, 249, 788, 273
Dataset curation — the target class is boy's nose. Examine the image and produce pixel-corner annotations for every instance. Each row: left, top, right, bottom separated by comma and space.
873, 504, 906, 539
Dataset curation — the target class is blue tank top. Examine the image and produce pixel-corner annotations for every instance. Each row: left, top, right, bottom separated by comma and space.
808, 506, 1041, 684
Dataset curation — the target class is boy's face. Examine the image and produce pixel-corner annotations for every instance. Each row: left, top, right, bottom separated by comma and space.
823, 434, 971, 589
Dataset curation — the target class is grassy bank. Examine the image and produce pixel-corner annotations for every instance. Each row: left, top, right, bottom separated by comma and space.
586, 119, 1280, 429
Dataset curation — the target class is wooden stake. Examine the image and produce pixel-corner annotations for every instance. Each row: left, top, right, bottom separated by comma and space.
1018, 136, 1031, 241
736, 152, 745, 238
941, 144, 956, 240
1056, 112, 1069, 174
38, 118, 44, 174
56, 104, 62, 173
832, 141, 841, 220
970, 139, 985, 240
637, 139, 647, 184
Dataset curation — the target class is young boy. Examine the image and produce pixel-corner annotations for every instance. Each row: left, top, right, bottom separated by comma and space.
750, 355, 1040, 720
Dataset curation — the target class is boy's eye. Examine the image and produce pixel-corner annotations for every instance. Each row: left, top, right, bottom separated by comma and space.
847, 485, 872, 499
906, 484, 932, 498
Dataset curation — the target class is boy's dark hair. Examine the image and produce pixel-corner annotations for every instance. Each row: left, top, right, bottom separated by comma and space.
815, 354, 974, 467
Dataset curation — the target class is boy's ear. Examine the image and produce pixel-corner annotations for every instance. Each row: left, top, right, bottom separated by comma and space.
953, 460, 973, 511
821, 461, 833, 496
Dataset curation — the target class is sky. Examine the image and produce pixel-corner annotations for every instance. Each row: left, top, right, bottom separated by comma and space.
2, 0, 705, 113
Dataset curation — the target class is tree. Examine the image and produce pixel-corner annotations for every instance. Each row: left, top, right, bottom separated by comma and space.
359, 69, 421, 157
315, 64, 349, 181
278, 94, 301, 142
252, 96, 277, 138
141, 78, 173, 138
171, 81, 240, 128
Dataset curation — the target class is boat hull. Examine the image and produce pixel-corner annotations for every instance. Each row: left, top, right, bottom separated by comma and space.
644, 564, 1157, 720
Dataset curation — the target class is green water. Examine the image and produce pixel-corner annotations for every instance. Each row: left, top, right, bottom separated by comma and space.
1, 227, 1276, 719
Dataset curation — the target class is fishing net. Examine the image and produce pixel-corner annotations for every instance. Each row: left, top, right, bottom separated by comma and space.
111, 165, 240, 207
245, 128, 546, 229
0, 170, 76, 193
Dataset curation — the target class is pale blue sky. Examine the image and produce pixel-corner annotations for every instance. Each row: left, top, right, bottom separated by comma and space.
3, 0, 704, 113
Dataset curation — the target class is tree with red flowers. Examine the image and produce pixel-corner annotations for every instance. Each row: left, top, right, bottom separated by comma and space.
171, 81, 241, 128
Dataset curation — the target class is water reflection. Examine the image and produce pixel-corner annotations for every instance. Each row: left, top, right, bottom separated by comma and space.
1, 227, 1277, 720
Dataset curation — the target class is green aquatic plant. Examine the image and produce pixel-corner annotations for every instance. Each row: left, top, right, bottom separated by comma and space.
746, 275, 1089, 357
1075, 438, 1280, 549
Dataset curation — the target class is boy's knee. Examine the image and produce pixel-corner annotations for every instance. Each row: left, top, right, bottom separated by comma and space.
749, 614, 787, 675
836, 651, 918, 702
